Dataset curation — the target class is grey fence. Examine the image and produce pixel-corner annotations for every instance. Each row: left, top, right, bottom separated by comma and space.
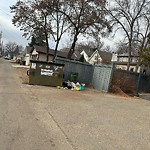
56, 57, 93, 84
92, 64, 114, 92
56, 57, 114, 92
139, 74, 150, 92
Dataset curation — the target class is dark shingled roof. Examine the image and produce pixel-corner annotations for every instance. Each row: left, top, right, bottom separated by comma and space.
59, 48, 81, 60
98, 51, 112, 63
83, 49, 95, 57
32, 45, 80, 60
26, 46, 33, 54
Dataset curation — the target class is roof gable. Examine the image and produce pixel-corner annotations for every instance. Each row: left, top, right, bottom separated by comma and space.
88, 50, 100, 60
82, 49, 94, 57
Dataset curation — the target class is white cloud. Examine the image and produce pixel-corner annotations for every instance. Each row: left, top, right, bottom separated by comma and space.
0, 0, 28, 47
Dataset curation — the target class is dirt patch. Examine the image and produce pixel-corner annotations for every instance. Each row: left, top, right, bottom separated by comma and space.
16, 67, 29, 84
110, 70, 136, 97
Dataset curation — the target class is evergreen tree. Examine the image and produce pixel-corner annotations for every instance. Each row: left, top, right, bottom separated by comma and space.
139, 33, 150, 67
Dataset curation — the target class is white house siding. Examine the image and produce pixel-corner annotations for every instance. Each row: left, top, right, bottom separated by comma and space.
111, 53, 118, 62
32, 49, 38, 55
38, 54, 53, 62
118, 57, 128, 62
25, 54, 30, 66
116, 65, 140, 73
89, 53, 102, 64
80, 51, 89, 62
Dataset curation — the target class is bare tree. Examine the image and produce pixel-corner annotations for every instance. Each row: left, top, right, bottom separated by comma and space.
106, 0, 150, 70
10, 0, 70, 61
4, 42, 22, 59
90, 30, 105, 50
47, 0, 71, 61
10, 0, 56, 62
55, 0, 110, 59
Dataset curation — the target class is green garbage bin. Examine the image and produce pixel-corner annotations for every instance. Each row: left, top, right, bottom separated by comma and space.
27, 60, 64, 87
70, 72, 78, 82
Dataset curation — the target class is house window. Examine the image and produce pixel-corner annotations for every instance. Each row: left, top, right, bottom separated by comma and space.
132, 57, 138, 63
95, 55, 98, 60
32, 54, 39, 60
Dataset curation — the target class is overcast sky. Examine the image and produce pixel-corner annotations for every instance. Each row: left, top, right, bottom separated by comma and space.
0, 0, 122, 50
0, 0, 29, 47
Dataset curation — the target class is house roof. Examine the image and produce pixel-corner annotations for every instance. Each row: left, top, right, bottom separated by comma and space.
60, 48, 81, 60
26, 46, 33, 54
82, 49, 95, 57
32, 45, 80, 60
33, 45, 54, 55
98, 50, 112, 63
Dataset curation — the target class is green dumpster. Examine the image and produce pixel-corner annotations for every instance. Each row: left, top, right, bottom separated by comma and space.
27, 60, 64, 86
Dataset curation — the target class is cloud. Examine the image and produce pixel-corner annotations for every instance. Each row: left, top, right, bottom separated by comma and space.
0, 0, 28, 47
0, 14, 28, 46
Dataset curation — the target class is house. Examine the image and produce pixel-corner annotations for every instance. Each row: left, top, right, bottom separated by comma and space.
31, 45, 54, 61
112, 53, 140, 72
98, 50, 112, 64
29, 45, 113, 65
80, 49, 112, 64
24, 46, 33, 65
30, 45, 81, 62
80, 50, 95, 62
59, 48, 81, 60
111, 52, 150, 75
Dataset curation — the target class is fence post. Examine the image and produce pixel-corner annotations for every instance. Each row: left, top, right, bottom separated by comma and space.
134, 71, 142, 97
107, 63, 115, 92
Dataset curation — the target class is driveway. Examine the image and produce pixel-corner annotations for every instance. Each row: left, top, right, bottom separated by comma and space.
1, 58, 150, 150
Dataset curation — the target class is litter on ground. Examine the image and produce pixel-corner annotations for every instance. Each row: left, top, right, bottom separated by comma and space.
57, 81, 85, 91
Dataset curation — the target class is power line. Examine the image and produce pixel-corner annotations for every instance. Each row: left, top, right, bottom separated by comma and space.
0, 22, 28, 46
0, 8, 12, 17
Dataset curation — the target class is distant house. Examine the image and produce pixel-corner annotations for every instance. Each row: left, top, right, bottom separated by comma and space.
28, 46, 112, 65
80, 50, 94, 62
24, 46, 33, 65
80, 49, 112, 64
59, 48, 81, 60
112, 53, 140, 72
98, 50, 112, 64
30, 45, 81, 62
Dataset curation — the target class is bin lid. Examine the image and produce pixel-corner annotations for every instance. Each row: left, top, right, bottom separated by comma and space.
30, 60, 65, 66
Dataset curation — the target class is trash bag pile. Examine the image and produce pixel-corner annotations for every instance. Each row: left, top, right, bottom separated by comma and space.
62, 81, 85, 91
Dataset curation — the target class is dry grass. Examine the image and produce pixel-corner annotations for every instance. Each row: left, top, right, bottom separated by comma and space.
110, 70, 136, 97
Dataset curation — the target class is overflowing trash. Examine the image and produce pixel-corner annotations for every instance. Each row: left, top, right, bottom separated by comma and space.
57, 81, 85, 91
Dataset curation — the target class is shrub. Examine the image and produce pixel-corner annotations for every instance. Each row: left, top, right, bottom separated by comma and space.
110, 70, 136, 96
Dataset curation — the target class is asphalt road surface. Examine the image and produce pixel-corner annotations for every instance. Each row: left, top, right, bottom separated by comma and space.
0, 58, 73, 150
0, 58, 150, 150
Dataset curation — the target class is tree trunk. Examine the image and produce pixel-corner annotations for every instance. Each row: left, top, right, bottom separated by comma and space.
53, 40, 60, 61
67, 33, 78, 59
53, 10, 59, 62
127, 43, 131, 71
44, 15, 49, 62
45, 32, 49, 62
